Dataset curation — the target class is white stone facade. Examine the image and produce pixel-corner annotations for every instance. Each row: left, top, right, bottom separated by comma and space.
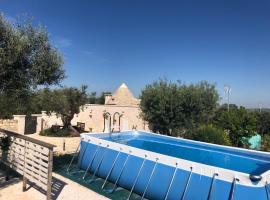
37, 83, 149, 133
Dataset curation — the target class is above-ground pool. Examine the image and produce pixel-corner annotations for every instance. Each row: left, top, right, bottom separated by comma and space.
76, 131, 270, 200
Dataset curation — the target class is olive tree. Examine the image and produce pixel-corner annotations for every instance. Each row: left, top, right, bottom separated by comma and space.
140, 79, 219, 136
0, 13, 64, 118
35, 86, 88, 132
0, 13, 64, 93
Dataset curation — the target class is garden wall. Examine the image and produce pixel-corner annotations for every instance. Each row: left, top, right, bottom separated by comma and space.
0, 119, 18, 132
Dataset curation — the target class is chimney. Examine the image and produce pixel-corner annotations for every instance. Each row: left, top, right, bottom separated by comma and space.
104, 94, 112, 105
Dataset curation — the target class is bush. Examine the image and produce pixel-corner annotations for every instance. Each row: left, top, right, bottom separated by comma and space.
40, 127, 78, 137
213, 105, 257, 147
0, 136, 11, 151
184, 125, 231, 146
261, 135, 270, 151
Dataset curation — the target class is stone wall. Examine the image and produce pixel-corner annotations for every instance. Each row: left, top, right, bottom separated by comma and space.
71, 104, 148, 132
40, 111, 63, 129
36, 104, 149, 133
0, 119, 18, 132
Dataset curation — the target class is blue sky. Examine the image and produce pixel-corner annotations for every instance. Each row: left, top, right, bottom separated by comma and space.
1, 0, 270, 108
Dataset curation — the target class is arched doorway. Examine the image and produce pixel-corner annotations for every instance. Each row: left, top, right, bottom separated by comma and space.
112, 112, 123, 132
103, 112, 111, 132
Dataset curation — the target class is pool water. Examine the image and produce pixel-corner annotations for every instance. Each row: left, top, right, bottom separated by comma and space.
105, 132, 270, 175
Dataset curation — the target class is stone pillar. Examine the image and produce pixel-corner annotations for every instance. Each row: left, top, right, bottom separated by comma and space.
13, 115, 26, 135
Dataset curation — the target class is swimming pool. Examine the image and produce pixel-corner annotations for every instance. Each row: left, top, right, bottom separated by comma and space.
77, 131, 270, 200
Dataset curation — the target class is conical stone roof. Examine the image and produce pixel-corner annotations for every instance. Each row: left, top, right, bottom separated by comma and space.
105, 83, 140, 106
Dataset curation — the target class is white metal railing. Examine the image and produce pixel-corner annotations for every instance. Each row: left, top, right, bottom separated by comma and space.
0, 128, 55, 200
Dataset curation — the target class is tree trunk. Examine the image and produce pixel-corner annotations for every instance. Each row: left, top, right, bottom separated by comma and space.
61, 114, 80, 136
61, 114, 73, 129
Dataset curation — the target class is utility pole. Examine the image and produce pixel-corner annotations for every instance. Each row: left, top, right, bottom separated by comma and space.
224, 85, 231, 112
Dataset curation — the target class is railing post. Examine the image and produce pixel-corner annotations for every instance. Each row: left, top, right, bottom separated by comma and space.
47, 149, 53, 200
22, 139, 27, 192
23, 176, 27, 192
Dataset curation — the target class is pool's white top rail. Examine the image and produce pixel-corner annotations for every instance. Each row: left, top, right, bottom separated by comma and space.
81, 131, 270, 187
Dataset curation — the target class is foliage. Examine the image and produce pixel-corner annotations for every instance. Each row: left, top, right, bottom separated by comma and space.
140, 79, 219, 135
213, 105, 257, 147
184, 125, 231, 146
261, 135, 270, 152
140, 79, 181, 135
254, 111, 270, 136
40, 128, 76, 137
0, 13, 64, 94
34, 86, 88, 130
88, 91, 112, 104
179, 81, 219, 129
0, 13, 64, 118
0, 90, 37, 118
0, 136, 11, 151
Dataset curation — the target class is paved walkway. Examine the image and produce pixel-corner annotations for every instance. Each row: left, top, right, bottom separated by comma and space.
0, 172, 108, 200
27, 133, 81, 155
0, 133, 111, 200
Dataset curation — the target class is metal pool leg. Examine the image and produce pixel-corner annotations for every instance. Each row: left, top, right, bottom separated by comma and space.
229, 177, 239, 200
82, 143, 101, 180
266, 181, 270, 200
102, 149, 122, 189
107, 151, 132, 193
180, 167, 193, 200
207, 173, 218, 200
69, 143, 90, 175
141, 158, 159, 200
164, 163, 178, 200
77, 140, 90, 167
88, 145, 109, 183
127, 155, 147, 200
66, 140, 82, 173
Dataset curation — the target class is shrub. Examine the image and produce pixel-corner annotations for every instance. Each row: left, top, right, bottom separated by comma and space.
184, 125, 231, 146
40, 128, 77, 137
213, 105, 257, 147
0, 136, 11, 151
261, 135, 270, 152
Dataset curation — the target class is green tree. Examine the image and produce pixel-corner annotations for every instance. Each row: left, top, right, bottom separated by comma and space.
179, 81, 219, 129
140, 79, 182, 135
0, 13, 64, 117
87, 91, 112, 104
255, 111, 270, 136
253, 111, 270, 151
0, 14, 64, 93
213, 105, 257, 147
0, 90, 37, 118
96, 92, 111, 104
88, 92, 97, 104
35, 86, 88, 133
184, 125, 231, 146
261, 135, 270, 151
140, 79, 219, 135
